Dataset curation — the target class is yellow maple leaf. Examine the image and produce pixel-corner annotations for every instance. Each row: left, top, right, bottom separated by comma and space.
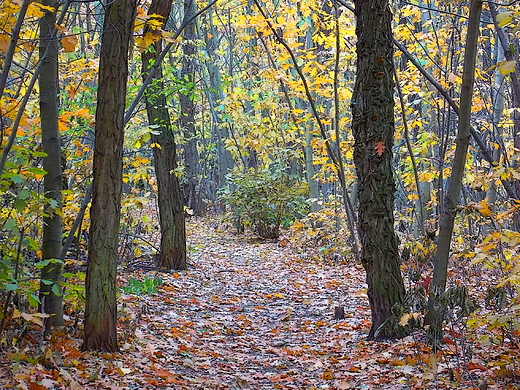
135, 31, 160, 52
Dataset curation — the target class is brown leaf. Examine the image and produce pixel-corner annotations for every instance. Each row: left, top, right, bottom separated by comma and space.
375, 141, 385, 156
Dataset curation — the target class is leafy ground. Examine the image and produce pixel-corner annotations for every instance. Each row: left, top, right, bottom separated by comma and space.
1, 219, 519, 389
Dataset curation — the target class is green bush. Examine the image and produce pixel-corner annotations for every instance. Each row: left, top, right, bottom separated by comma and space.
219, 167, 309, 239
122, 276, 163, 295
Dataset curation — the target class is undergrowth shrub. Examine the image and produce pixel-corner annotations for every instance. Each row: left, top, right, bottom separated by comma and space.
289, 196, 352, 262
219, 167, 309, 239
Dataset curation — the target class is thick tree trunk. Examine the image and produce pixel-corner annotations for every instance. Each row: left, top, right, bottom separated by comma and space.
179, 0, 202, 214
425, 0, 483, 337
142, 0, 187, 270
39, 0, 63, 332
82, 0, 137, 352
351, 0, 406, 340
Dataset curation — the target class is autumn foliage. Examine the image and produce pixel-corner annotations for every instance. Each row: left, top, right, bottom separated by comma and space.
0, 0, 520, 388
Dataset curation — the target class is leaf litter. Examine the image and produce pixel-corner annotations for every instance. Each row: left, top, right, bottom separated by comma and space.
2, 219, 519, 389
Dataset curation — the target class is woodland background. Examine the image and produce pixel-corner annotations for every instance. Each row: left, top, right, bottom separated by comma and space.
0, 0, 519, 388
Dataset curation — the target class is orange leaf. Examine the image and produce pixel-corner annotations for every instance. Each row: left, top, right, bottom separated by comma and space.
322, 370, 334, 380
0, 34, 9, 53
375, 141, 385, 156
154, 367, 173, 379
61, 34, 78, 52
466, 362, 488, 371
28, 381, 47, 390
67, 85, 77, 99
270, 374, 295, 382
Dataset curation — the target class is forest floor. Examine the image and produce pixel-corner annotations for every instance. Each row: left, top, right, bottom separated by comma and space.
1, 218, 519, 389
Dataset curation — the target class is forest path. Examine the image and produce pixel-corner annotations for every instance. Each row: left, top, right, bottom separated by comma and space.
2, 220, 510, 388
113, 219, 434, 389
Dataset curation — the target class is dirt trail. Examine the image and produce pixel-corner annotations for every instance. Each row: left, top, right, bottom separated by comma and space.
116, 221, 427, 389
6, 220, 503, 389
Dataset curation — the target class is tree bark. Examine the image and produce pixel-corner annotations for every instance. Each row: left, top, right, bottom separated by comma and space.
39, 0, 63, 332
82, 0, 137, 352
425, 0, 483, 336
142, 0, 187, 270
351, 0, 406, 340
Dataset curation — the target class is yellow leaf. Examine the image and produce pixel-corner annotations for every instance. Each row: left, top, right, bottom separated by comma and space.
399, 313, 411, 327
477, 199, 492, 217
135, 31, 160, 52
27, 3, 54, 18
148, 13, 165, 19
0, 34, 9, 53
147, 18, 163, 29
498, 60, 516, 76
61, 34, 78, 53
496, 11, 512, 27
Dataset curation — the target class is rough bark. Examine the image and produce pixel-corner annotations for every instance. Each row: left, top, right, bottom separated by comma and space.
142, 0, 187, 270
425, 0, 483, 337
351, 0, 406, 340
39, 0, 64, 332
82, 0, 137, 352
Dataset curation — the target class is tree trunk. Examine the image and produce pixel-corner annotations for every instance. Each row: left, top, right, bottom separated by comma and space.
142, 0, 187, 270
179, 0, 201, 214
351, 0, 406, 340
425, 0, 483, 337
203, 9, 233, 190
82, 0, 137, 352
39, 0, 63, 332
489, 2, 520, 230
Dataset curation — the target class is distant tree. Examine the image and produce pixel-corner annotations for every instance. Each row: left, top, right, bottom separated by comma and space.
351, 0, 406, 340
141, 0, 187, 270
426, 0, 483, 342
179, 0, 202, 214
38, 0, 64, 333
82, 0, 137, 352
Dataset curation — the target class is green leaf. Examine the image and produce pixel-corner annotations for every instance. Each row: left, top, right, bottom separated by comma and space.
4, 283, 18, 291
14, 198, 26, 212
10, 175, 24, 184
27, 293, 41, 308
35, 259, 52, 268
41, 279, 54, 285
4, 219, 18, 233
27, 167, 47, 176
22, 237, 39, 250
17, 189, 30, 200
51, 283, 61, 296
